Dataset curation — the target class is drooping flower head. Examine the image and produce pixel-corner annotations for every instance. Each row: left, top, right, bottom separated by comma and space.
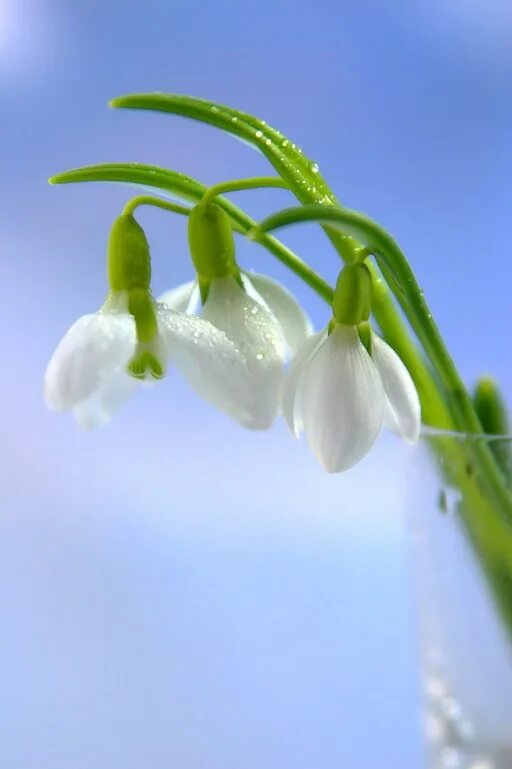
283, 260, 421, 472
159, 197, 312, 429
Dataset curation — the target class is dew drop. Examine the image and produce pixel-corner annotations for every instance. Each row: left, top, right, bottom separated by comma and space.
282, 139, 289, 148
231, 116, 238, 123
256, 353, 264, 360
265, 138, 272, 146
255, 130, 263, 139
310, 161, 319, 174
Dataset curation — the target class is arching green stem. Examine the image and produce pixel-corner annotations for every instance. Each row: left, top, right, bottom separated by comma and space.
201, 176, 289, 207
122, 195, 192, 218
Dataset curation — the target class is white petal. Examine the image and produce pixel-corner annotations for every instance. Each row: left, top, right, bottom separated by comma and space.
44, 312, 136, 411
242, 271, 313, 356
200, 276, 286, 428
157, 306, 264, 428
301, 325, 384, 473
371, 334, 421, 443
282, 331, 325, 436
72, 371, 137, 429
158, 281, 199, 314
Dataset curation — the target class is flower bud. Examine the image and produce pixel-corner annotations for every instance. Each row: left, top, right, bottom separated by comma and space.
474, 376, 509, 436
188, 201, 238, 298
473, 376, 511, 481
108, 214, 151, 292
332, 263, 372, 326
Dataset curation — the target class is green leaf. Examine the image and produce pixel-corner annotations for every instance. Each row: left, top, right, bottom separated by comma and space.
49, 163, 333, 302
50, 163, 244, 233
110, 93, 335, 205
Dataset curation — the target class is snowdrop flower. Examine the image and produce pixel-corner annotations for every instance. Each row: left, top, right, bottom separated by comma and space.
283, 262, 421, 472
159, 199, 312, 429
44, 213, 264, 429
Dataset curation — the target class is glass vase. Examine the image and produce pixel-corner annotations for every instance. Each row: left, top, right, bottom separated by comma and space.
409, 437, 512, 769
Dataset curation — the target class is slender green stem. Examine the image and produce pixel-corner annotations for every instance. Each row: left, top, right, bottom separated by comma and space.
122, 195, 191, 218
201, 176, 289, 207
249, 229, 333, 303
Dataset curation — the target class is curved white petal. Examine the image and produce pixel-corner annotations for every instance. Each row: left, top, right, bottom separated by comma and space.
371, 334, 421, 443
158, 281, 199, 314
242, 272, 313, 356
199, 276, 285, 428
157, 306, 264, 428
282, 331, 325, 437
72, 370, 137, 429
301, 325, 384, 473
44, 312, 136, 411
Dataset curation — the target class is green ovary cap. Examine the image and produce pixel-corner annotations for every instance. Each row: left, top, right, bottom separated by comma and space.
188, 201, 238, 283
108, 213, 151, 292
128, 287, 158, 343
128, 347, 165, 380
126, 288, 166, 380
473, 376, 512, 480
332, 263, 372, 326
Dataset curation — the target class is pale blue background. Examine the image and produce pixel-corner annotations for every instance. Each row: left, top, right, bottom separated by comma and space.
1, 1, 511, 767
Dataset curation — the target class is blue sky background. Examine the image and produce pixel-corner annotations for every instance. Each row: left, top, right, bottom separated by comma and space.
1, 1, 511, 767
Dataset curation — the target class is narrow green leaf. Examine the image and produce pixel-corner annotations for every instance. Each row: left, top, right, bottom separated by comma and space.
110, 93, 335, 205
50, 163, 247, 231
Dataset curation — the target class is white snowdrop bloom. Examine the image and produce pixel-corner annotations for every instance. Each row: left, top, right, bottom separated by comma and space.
159, 271, 312, 429
44, 309, 138, 429
370, 333, 421, 444
44, 292, 264, 430
283, 324, 421, 473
